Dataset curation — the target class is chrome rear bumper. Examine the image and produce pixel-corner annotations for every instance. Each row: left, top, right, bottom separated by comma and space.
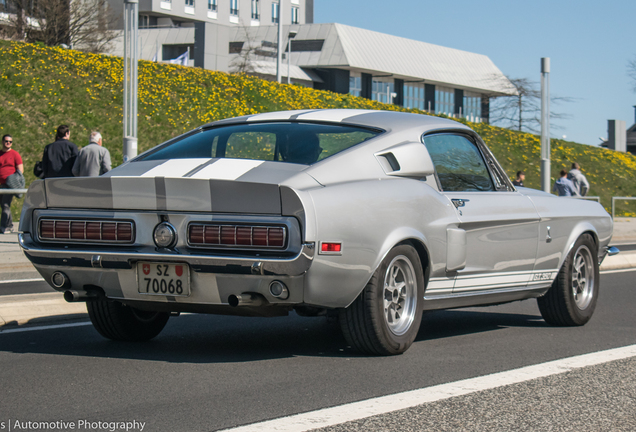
19, 233, 315, 277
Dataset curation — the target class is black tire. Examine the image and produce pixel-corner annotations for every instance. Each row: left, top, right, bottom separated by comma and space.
537, 234, 599, 326
86, 298, 170, 341
339, 244, 425, 355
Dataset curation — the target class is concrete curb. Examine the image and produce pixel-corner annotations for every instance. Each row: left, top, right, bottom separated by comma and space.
0, 252, 634, 332
0, 293, 88, 330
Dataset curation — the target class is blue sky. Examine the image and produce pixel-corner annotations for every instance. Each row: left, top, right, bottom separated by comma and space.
315, 0, 636, 146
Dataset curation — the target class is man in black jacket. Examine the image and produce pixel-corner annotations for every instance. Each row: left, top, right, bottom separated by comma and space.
42, 125, 79, 178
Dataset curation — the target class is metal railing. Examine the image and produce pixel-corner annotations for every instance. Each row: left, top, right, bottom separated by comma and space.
0, 189, 27, 195
577, 196, 601, 203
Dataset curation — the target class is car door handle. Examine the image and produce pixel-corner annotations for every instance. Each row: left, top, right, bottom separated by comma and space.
451, 198, 469, 208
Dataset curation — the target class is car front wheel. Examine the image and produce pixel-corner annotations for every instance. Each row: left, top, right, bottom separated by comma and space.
537, 233, 599, 326
339, 244, 425, 355
87, 298, 170, 341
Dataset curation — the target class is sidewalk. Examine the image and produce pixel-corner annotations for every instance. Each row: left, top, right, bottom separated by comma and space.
1, 220, 636, 330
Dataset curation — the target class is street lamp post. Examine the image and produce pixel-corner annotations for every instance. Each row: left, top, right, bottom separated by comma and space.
276, 1, 283, 83
123, 0, 139, 162
287, 30, 297, 84
540, 57, 550, 193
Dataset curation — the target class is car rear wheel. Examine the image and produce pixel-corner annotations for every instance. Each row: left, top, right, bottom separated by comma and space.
537, 233, 599, 326
86, 298, 170, 341
339, 244, 425, 355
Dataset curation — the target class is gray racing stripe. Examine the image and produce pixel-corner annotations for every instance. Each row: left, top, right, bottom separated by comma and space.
155, 177, 167, 211
289, 110, 320, 120
105, 160, 166, 177
45, 177, 114, 209
164, 178, 212, 212
184, 159, 218, 177
210, 179, 280, 214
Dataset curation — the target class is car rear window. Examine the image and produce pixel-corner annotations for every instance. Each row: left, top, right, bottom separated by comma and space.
139, 122, 381, 165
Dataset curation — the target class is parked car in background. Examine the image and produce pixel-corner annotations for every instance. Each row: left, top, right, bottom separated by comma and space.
19, 110, 617, 355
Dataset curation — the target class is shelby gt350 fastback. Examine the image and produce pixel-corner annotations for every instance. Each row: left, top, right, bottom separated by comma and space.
19, 109, 617, 355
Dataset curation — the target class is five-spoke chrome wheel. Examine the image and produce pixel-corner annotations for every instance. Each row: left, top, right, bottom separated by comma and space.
383, 255, 417, 336
572, 244, 594, 310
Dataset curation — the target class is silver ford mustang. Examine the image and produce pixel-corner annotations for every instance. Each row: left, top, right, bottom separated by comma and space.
19, 109, 617, 355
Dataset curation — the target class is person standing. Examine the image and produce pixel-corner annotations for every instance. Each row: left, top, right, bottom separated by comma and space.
512, 170, 525, 187
42, 125, 79, 178
0, 134, 24, 233
553, 169, 579, 197
72, 131, 112, 177
568, 162, 590, 197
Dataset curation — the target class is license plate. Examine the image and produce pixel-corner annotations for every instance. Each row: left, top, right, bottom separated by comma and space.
137, 262, 190, 296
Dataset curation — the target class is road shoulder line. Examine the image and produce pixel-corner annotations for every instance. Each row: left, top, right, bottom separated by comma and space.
221, 344, 636, 432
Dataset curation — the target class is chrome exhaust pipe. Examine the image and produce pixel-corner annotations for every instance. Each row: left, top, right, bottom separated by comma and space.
228, 293, 267, 307
63, 290, 98, 303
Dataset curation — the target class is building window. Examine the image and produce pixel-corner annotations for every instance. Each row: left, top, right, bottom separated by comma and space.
463, 92, 482, 122
230, 0, 239, 15
272, 1, 279, 23
185, 0, 194, 14
291, 6, 299, 24
349, 75, 361, 97
251, 0, 260, 19
403, 83, 426, 111
163, 44, 194, 61
208, 0, 217, 11
372, 79, 394, 104
435, 86, 454, 116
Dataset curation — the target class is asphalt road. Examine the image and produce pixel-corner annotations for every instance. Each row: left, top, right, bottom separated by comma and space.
0, 279, 52, 296
1, 270, 635, 432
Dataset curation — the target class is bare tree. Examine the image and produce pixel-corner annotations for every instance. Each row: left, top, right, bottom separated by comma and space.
2, 0, 119, 53
487, 76, 573, 134
229, 24, 264, 74
629, 55, 636, 93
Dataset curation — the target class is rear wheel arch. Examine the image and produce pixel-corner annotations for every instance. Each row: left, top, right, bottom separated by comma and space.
339, 241, 428, 355
397, 238, 431, 288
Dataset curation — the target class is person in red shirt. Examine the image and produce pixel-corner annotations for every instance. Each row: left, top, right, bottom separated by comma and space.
0, 134, 24, 233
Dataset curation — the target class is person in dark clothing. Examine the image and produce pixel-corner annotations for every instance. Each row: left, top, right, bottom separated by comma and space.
512, 170, 525, 187
42, 125, 79, 178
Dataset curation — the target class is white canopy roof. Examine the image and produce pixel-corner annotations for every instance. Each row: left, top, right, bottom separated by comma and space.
231, 23, 517, 96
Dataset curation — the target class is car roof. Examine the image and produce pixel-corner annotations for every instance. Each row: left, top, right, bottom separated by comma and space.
205, 109, 472, 135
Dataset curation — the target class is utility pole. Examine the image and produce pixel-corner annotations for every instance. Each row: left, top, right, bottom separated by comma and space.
540, 57, 550, 193
276, 1, 283, 83
123, 0, 139, 162
287, 30, 296, 84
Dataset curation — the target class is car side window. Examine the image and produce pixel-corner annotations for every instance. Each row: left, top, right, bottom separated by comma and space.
423, 134, 494, 192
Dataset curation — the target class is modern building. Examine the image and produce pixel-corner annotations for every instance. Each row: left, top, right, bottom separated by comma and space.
603, 108, 636, 155
105, 0, 515, 123
107, 0, 312, 29
628, 107, 636, 155
227, 23, 516, 123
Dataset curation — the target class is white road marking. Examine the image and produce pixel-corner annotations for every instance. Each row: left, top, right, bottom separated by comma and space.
220, 344, 636, 432
600, 267, 636, 274
0, 278, 44, 284
0, 321, 91, 334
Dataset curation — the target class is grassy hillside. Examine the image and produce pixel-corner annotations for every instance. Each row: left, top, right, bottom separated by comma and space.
1, 40, 636, 218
